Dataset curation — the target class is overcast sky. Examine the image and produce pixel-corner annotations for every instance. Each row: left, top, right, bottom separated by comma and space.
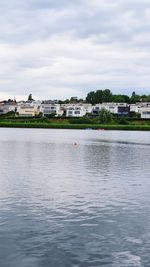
0, 0, 150, 100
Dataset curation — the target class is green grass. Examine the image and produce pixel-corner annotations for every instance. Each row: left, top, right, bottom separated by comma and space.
0, 121, 150, 131
0, 116, 149, 131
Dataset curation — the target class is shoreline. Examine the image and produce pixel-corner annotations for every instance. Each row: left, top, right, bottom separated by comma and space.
0, 122, 150, 131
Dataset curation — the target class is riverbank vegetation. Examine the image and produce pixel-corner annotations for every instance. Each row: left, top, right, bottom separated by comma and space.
0, 114, 150, 131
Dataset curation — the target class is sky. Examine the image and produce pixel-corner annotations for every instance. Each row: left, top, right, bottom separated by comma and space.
0, 0, 150, 100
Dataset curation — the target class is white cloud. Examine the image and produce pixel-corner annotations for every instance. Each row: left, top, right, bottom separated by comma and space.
0, 0, 150, 100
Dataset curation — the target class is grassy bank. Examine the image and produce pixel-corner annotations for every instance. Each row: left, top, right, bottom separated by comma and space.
0, 120, 150, 131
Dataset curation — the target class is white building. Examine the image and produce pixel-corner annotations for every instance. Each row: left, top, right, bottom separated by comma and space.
0, 101, 17, 115
66, 106, 85, 117
141, 107, 150, 119
130, 102, 150, 115
40, 103, 61, 117
65, 104, 92, 117
82, 104, 93, 114
93, 103, 129, 115
130, 104, 140, 113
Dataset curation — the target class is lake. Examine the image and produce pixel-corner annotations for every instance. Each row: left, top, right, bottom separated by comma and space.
0, 128, 150, 267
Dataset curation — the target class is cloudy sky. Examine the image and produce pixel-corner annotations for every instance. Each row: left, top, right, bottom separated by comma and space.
0, 0, 150, 100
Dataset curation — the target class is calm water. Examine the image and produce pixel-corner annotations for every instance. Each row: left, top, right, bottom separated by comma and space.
0, 128, 150, 267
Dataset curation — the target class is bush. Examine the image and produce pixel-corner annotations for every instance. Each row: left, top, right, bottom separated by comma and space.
98, 108, 112, 123
44, 113, 56, 118
69, 117, 92, 124
118, 118, 129, 125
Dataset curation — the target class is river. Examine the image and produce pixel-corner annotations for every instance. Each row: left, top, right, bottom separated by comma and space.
0, 128, 149, 267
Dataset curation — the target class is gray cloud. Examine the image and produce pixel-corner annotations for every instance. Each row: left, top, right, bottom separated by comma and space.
0, 0, 150, 100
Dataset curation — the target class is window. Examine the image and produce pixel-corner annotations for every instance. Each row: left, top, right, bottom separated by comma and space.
142, 111, 150, 115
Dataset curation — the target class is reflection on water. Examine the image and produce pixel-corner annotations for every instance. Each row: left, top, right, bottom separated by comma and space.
0, 128, 150, 267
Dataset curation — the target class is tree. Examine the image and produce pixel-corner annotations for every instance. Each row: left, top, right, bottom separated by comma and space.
95, 90, 103, 103
102, 89, 112, 102
86, 91, 96, 104
130, 93, 141, 103
64, 99, 70, 104
146, 95, 150, 102
112, 94, 130, 103
99, 108, 112, 123
86, 89, 113, 104
141, 95, 150, 102
28, 94, 34, 101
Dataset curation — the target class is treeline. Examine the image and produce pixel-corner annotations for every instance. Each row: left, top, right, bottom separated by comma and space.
57, 89, 150, 105
85, 89, 150, 104
3, 90, 150, 105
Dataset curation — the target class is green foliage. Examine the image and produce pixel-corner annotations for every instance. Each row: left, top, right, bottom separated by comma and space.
0, 120, 149, 131
85, 89, 150, 104
44, 113, 56, 118
28, 94, 34, 101
69, 117, 92, 124
130, 94, 141, 104
112, 94, 130, 103
140, 95, 150, 102
86, 89, 112, 104
130, 112, 141, 118
102, 89, 112, 102
0, 116, 150, 131
118, 118, 129, 125
86, 91, 96, 104
94, 90, 103, 103
3, 111, 16, 117
98, 108, 112, 123
37, 117, 49, 122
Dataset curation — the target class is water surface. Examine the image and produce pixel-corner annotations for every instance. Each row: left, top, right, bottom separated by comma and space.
0, 128, 150, 267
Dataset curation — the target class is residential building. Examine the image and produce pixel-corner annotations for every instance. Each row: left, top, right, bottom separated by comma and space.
17, 102, 41, 117
0, 100, 17, 115
40, 102, 61, 117
65, 103, 92, 117
141, 107, 150, 119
